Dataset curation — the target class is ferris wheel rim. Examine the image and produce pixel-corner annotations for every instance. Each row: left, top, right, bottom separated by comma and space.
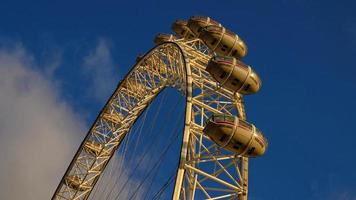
52, 42, 194, 199
52, 38, 249, 200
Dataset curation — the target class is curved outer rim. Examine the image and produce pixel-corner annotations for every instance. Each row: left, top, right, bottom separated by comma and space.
51, 42, 193, 200
52, 37, 252, 200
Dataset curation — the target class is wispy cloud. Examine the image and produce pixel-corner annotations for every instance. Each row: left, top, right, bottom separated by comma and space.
0, 38, 148, 200
82, 38, 118, 102
310, 177, 356, 200
89, 154, 146, 200
0, 43, 85, 200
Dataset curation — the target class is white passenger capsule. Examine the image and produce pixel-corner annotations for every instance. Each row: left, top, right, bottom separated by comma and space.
171, 20, 196, 39
206, 55, 261, 94
203, 114, 267, 157
199, 25, 247, 58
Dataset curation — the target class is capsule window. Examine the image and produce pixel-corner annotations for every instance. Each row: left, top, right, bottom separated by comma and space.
219, 134, 228, 142
247, 147, 255, 155
221, 44, 228, 52
231, 78, 240, 86
232, 140, 243, 150
220, 71, 227, 79
210, 38, 217, 46
243, 84, 251, 91
231, 50, 238, 57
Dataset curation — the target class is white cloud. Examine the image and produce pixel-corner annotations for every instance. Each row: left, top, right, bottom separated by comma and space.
310, 179, 356, 200
0, 39, 147, 200
82, 38, 118, 102
0, 44, 85, 200
89, 154, 146, 200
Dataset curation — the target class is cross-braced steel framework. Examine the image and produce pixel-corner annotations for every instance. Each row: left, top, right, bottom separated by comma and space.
52, 37, 250, 200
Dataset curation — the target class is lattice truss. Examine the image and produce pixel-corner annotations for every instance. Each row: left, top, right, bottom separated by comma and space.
52, 38, 250, 200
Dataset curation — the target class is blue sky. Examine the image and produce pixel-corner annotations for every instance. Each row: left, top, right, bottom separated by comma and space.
0, 0, 356, 199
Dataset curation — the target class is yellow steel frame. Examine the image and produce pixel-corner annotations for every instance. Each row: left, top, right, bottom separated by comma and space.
52, 38, 249, 200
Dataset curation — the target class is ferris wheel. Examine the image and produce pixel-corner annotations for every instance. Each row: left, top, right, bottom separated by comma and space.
52, 16, 268, 200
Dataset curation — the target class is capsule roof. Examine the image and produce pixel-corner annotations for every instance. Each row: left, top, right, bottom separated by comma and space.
211, 55, 249, 69
173, 20, 187, 26
187, 16, 221, 36
204, 25, 224, 34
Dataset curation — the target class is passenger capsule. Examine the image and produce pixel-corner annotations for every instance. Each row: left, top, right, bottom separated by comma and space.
84, 141, 110, 156
187, 16, 221, 36
172, 20, 196, 39
203, 114, 267, 157
206, 55, 261, 94
154, 33, 177, 45
200, 25, 247, 58
65, 175, 90, 191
